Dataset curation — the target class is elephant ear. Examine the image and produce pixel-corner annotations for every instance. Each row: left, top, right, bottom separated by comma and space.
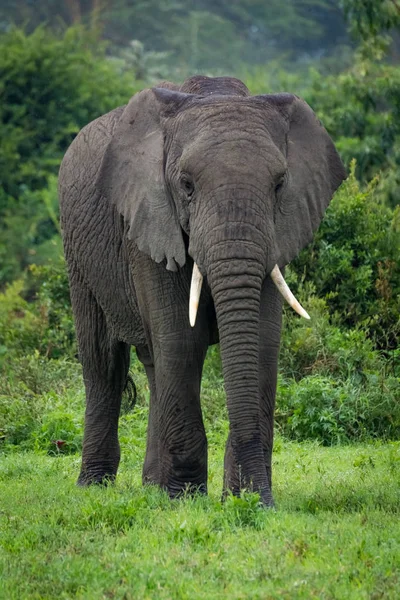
96, 88, 186, 271
261, 94, 346, 266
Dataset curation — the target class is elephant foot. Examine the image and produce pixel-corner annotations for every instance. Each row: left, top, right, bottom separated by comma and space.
259, 489, 275, 508
77, 462, 118, 487
143, 472, 207, 499
143, 435, 208, 499
223, 438, 274, 507
166, 481, 207, 499
77, 473, 116, 487
223, 467, 275, 507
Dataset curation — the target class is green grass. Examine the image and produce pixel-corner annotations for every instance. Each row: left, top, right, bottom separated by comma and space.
1, 409, 399, 599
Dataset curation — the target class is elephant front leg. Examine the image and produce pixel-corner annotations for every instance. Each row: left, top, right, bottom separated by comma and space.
132, 254, 210, 497
151, 330, 209, 497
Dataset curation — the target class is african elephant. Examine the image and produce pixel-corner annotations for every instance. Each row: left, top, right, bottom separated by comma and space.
59, 75, 346, 506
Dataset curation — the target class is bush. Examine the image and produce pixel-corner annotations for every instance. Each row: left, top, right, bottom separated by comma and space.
0, 353, 83, 449
0, 26, 136, 201
0, 26, 140, 284
301, 59, 400, 201
32, 411, 83, 455
289, 164, 400, 351
246, 58, 400, 209
28, 262, 76, 359
0, 262, 75, 364
280, 297, 383, 381
0, 175, 64, 283
276, 374, 400, 445
0, 279, 45, 364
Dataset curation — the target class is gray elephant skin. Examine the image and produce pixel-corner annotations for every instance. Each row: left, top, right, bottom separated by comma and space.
59, 75, 346, 506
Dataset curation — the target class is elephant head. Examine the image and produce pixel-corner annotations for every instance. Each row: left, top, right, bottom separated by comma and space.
96, 76, 346, 499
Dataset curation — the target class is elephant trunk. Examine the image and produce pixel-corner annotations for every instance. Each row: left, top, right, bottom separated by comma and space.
206, 244, 271, 503
188, 185, 276, 502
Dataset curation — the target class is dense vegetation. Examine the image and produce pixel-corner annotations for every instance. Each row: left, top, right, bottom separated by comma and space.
0, 0, 349, 72
0, 2, 399, 597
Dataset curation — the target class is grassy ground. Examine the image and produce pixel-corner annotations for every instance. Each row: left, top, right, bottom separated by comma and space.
1, 405, 399, 599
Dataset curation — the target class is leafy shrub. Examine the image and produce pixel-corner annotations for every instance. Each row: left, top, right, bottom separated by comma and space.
28, 262, 76, 359
280, 297, 383, 381
0, 262, 75, 364
0, 353, 83, 449
289, 165, 400, 350
0, 26, 140, 284
223, 492, 266, 529
0, 280, 48, 364
0, 175, 64, 283
276, 374, 400, 445
0, 26, 136, 202
32, 412, 83, 455
247, 57, 400, 209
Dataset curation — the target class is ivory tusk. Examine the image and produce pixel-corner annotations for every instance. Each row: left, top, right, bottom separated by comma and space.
270, 265, 310, 320
189, 262, 203, 327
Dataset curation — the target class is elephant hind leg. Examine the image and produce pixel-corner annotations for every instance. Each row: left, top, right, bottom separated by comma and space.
69, 266, 130, 486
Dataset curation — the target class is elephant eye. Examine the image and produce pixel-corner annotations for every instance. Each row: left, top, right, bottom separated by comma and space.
275, 176, 285, 194
180, 175, 194, 198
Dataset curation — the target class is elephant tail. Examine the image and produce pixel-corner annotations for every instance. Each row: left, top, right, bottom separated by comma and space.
121, 372, 137, 414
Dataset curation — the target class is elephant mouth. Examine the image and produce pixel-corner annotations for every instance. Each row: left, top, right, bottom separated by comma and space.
188, 262, 310, 326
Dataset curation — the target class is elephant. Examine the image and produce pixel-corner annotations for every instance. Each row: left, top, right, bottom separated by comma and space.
58, 75, 346, 506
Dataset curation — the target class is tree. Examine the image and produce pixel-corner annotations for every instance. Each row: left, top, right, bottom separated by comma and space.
341, 0, 400, 57
0, 26, 139, 284
0, 1, 349, 73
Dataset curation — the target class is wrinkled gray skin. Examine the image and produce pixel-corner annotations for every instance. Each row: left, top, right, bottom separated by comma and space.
59, 75, 346, 506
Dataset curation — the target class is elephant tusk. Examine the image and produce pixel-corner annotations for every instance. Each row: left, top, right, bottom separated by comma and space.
270, 265, 310, 320
189, 262, 203, 327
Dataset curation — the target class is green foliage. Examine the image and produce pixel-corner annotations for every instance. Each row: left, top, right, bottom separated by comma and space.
247, 55, 400, 210
0, 1, 349, 74
289, 165, 400, 350
108, 0, 347, 72
0, 176, 63, 283
0, 26, 139, 284
0, 353, 83, 448
0, 258, 79, 445
223, 492, 266, 529
0, 280, 46, 363
280, 298, 381, 380
0, 234, 397, 449
28, 262, 76, 359
276, 374, 400, 445
0, 26, 135, 200
32, 411, 83, 455
0, 262, 75, 365
341, 0, 400, 57
0, 9, 398, 455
